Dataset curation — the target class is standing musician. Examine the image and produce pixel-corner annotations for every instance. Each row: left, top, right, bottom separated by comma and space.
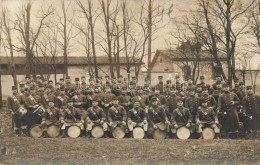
217, 84, 240, 138
242, 86, 260, 133
8, 86, 27, 136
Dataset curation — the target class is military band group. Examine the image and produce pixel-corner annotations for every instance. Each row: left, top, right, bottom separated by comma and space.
7, 74, 260, 139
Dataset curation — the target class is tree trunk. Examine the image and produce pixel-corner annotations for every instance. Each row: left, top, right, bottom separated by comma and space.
147, 0, 152, 80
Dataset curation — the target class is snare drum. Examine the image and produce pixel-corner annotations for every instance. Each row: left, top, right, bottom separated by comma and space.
176, 127, 190, 139
67, 125, 81, 138
91, 126, 104, 138
47, 125, 60, 138
202, 127, 215, 140
30, 124, 43, 138
112, 127, 125, 139
133, 127, 145, 139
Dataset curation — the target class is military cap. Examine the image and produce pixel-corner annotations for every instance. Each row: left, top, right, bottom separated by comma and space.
38, 83, 44, 88
222, 83, 229, 87
30, 85, 36, 90
132, 77, 137, 80
166, 80, 171, 84
12, 86, 18, 90
202, 86, 209, 90
177, 97, 184, 103
201, 99, 208, 103
200, 75, 205, 80
234, 78, 239, 83
118, 75, 123, 78
81, 76, 86, 79
75, 77, 80, 81
36, 75, 41, 79
158, 76, 163, 80
60, 78, 64, 81
239, 81, 244, 85
246, 86, 253, 90
48, 80, 53, 83
129, 81, 136, 85
19, 82, 25, 87
25, 75, 30, 79
151, 96, 158, 102
175, 75, 180, 79
66, 76, 70, 79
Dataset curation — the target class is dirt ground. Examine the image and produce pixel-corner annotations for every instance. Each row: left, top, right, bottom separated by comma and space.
1, 110, 260, 165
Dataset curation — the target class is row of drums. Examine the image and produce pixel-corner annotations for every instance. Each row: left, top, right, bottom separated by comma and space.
29, 124, 216, 139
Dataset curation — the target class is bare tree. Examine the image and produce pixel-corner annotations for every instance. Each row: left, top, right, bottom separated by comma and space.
0, 16, 2, 108
77, 0, 99, 80
57, 0, 77, 77
209, 0, 256, 86
13, 1, 54, 77
1, 8, 18, 87
99, 0, 119, 78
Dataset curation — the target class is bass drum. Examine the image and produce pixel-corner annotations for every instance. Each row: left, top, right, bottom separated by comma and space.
91, 126, 104, 138
176, 127, 190, 139
67, 126, 81, 138
133, 127, 145, 139
30, 124, 43, 138
47, 125, 60, 138
153, 129, 166, 139
202, 127, 215, 140
112, 127, 125, 139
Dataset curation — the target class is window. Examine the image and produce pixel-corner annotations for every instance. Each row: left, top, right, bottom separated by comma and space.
160, 58, 162, 63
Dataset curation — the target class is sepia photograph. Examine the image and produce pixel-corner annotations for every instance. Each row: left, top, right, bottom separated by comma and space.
0, 0, 260, 164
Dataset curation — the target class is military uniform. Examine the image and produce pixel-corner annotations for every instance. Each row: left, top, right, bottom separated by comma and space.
184, 94, 199, 122
217, 87, 240, 133
195, 106, 219, 134
127, 102, 148, 131
107, 103, 127, 130
171, 105, 193, 133
242, 86, 260, 131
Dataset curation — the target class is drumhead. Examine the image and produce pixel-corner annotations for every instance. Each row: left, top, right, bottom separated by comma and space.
47, 125, 60, 138
133, 127, 145, 139
67, 126, 81, 138
91, 126, 104, 138
112, 127, 125, 139
153, 129, 166, 139
30, 125, 43, 138
202, 127, 215, 140
176, 127, 190, 139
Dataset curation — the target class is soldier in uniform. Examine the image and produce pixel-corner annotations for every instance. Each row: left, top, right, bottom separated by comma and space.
59, 101, 84, 137
71, 89, 89, 110
171, 98, 193, 136
217, 84, 240, 138
107, 96, 127, 134
147, 97, 170, 134
64, 76, 74, 98
195, 99, 220, 138
199, 87, 217, 111
212, 75, 223, 90
118, 89, 132, 112
155, 76, 164, 94
242, 86, 260, 133
127, 101, 148, 135
82, 99, 108, 137
184, 88, 200, 122
8, 86, 26, 136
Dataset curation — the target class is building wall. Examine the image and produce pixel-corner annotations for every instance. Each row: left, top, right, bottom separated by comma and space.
0, 65, 139, 100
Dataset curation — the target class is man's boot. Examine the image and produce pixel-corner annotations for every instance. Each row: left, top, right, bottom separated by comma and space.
60, 130, 66, 138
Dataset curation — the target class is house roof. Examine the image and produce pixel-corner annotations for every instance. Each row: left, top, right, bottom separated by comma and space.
0, 56, 143, 65
150, 49, 227, 70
